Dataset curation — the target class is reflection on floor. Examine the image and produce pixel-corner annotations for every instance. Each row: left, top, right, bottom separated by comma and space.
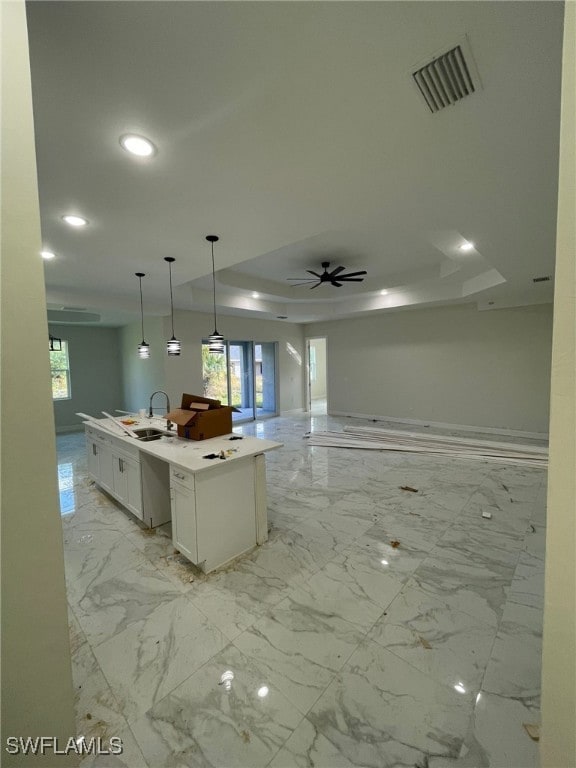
57, 412, 546, 768
310, 397, 327, 414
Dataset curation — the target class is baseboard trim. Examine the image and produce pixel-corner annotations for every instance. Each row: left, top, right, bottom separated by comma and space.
55, 425, 84, 434
329, 411, 548, 441
280, 408, 305, 416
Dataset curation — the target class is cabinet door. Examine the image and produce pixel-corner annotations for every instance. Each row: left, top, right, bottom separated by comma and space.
86, 439, 99, 479
170, 482, 198, 563
112, 453, 128, 503
124, 455, 143, 520
98, 442, 114, 494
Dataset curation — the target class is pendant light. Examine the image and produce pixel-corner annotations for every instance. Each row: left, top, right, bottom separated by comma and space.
206, 235, 224, 354
164, 257, 181, 355
135, 272, 150, 358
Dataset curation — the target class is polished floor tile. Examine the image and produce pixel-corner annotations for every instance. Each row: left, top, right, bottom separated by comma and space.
130, 644, 302, 768
367, 585, 497, 697
93, 595, 228, 724
306, 638, 472, 768
57, 412, 547, 767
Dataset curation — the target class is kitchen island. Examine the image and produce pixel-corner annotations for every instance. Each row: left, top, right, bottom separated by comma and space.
83, 417, 282, 573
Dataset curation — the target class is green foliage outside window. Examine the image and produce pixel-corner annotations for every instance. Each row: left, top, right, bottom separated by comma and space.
50, 341, 71, 399
202, 344, 229, 404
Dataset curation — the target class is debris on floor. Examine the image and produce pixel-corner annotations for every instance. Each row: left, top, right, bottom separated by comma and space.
400, 485, 419, 493
418, 636, 432, 649
481, 511, 493, 519
522, 723, 540, 741
390, 540, 401, 548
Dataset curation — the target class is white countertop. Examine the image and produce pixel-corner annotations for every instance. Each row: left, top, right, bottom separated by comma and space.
83, 417, 283, 474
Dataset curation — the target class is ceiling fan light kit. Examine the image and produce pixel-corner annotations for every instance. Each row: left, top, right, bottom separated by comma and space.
287, 261, 367, 289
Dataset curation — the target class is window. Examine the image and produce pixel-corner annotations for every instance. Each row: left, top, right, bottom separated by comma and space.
50, 341, 71, 400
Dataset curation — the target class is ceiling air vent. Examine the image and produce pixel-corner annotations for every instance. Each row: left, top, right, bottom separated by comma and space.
532, 276, 552, 283
412, 43, 477, 113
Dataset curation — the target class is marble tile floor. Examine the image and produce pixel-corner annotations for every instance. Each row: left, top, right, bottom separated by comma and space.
56, 412, 547, 768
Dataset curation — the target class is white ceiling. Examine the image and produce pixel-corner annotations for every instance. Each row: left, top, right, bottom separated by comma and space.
28, 1, 564, 326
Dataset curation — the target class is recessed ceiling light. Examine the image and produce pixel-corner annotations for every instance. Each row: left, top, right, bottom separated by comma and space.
41, 250, 55, 260
62, 214, 88, 227
120, 134, 156, 157
252, 292, 260, 299
380, 289, 388, 295
459, 241, 474, 252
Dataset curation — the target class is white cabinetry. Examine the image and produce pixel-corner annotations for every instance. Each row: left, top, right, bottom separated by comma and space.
170, 468, 198, 563
112, 452, 142, 519
86, 431, 114, 494
84, 420, 280, 564
169, 458, 258, 573
85, 426, 142, 520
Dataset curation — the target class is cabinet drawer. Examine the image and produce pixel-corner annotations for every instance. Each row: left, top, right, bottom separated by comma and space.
170, 466, 194, 491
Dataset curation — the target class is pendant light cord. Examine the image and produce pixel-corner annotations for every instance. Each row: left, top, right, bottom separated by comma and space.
168, 261, 176, 336
138, 275, 145, 341
211, 240, 217, 331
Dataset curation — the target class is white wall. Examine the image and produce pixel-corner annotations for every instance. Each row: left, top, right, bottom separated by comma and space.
49, 324, 123, 431
306, 303, 553, 434
120, 317, 167, 413
0, 1, 77, 762
541, 2, 576, 764
159, 310, 306, 414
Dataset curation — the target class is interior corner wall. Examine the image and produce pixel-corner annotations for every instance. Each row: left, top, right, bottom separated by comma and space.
1, 0, 77, 762
305, 303, 553, 434
162, 310, 306, 413
49, 324, 123, 431
120, 317, 167, 412
541, 1, 576, 764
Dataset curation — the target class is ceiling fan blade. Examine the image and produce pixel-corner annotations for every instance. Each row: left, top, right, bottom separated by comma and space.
328, 265, 346, 277
306, 270, 322, 278
287, 277, 317, 281
289, 280, 318, 286
309, 282, 323, 289
331, 281, 344, 287
338, 277, 365, 282
339, 270, 367, 278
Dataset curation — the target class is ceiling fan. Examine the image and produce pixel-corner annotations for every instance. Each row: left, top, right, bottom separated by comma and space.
287, 261, 367, 289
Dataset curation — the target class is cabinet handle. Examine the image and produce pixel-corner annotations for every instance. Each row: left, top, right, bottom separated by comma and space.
174, 472, 186, 480
119, 458, 124, 473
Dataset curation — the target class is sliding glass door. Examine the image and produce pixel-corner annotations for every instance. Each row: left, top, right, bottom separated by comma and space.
229, 341, 254, 421
202, 340, 277, 423
255, 342, 277, 418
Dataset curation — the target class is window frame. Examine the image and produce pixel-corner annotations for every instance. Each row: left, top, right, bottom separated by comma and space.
50, 340, 72, 401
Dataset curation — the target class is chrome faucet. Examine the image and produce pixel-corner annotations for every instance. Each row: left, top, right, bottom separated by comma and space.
148, 391, 173, 430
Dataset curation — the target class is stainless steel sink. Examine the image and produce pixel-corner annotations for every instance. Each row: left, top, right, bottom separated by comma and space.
134, 428, 164, 442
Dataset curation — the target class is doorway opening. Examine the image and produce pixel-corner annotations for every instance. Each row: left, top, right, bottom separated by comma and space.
307, 337, 327, 414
